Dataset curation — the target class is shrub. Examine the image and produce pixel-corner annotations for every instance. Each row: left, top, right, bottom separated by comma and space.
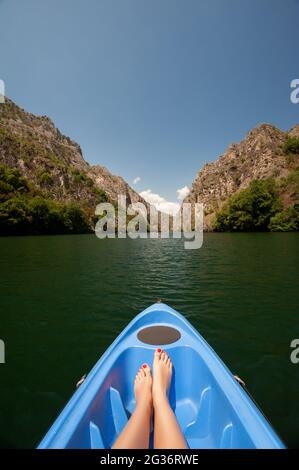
39, 172, 54, 185
0, 164, 29, 197
283, 136, 299, 155
269, 205, 299, 231
93, 187, 108, 203
73, 172, 84, 184
71, 168, 95, 188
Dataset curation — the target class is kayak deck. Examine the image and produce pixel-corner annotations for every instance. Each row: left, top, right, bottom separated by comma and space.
38, 303, 284, 449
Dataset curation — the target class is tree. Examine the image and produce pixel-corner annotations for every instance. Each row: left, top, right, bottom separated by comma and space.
214, 179, 282, 231
0, 197, 31, 235
269, 205, 299, 231
63, 203, 91, 233
28, 197, 65, 234
0, 162, 105, 235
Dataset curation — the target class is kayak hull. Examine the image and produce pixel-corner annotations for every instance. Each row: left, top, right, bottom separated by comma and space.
38, 303, 284, 449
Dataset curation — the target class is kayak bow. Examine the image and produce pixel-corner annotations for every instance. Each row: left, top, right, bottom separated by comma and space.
38, 303, 284, 449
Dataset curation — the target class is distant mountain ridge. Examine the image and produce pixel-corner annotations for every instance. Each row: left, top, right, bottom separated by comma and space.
184, 123, 299, 230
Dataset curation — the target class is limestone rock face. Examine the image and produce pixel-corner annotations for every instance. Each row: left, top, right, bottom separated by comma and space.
288, 124, 299, 137
184, 123, 299, 230
0, 98, 147, 212
91, 165, 146, 205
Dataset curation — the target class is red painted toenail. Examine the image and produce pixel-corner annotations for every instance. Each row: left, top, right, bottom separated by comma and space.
142, 364, 147, 368
157, 348, 162, 352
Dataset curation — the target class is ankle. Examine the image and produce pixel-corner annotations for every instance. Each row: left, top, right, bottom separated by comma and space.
136, 398, 153, 414
153, 391, 169, 409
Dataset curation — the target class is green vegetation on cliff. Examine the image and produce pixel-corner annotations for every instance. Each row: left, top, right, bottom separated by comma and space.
0, 98, 146, 236
0, 164, 94, 235
282, 136, 299, 155
1, 99, 299, 235
214, 176, 299, 232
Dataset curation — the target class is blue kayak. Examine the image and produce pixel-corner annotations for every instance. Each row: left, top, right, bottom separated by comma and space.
38, 303, 284, 449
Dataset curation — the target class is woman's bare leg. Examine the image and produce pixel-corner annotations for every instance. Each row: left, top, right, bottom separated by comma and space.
112, 364, 152, 449
153, 349, 188, 449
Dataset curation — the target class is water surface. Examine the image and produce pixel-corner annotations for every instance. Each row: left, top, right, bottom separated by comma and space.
0, 233, 298, 448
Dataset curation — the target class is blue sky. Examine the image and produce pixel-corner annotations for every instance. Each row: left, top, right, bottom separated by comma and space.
0, 0, 298, 211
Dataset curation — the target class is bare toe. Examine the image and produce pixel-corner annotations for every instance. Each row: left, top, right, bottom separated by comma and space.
143, 363, 151, 377
155, 348, 162, 360
134, 363, 153, 411
153, 349, 173, 406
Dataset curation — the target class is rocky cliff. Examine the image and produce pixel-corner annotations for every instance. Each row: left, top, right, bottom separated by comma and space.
0, 98, 147, 222
184, 123, 299, 230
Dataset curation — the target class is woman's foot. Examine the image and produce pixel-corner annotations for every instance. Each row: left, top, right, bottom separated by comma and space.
152, 349, 173, 407
134, 363, 153, 412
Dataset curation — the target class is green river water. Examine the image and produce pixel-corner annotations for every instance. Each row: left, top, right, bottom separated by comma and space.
0, 233, 298, 448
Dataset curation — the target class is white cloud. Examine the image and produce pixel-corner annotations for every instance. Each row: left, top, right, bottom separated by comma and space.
177, 185, 190, 201
139, 185, 190, 216
133, 176, 141, 185
139, 189, 180, 216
